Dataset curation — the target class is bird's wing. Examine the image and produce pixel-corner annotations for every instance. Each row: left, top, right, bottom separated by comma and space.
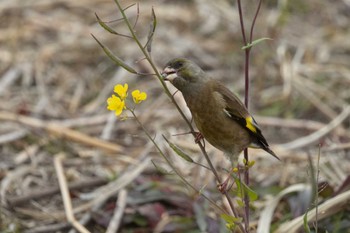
213, 83, 270, 147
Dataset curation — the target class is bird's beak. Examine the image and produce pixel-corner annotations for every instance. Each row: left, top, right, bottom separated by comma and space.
161, 67, 177, 82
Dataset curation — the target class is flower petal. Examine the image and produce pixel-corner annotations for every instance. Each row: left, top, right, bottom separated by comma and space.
139, 92, 147, 101
107, 95, 119, 110
114, 83, 128, 100
132, 89, 147, 104
106, 95, 125, 116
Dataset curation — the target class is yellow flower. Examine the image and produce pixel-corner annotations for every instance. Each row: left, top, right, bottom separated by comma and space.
114, 84, 128, 100
107, 95, 125, 116
132, 90, 147, 104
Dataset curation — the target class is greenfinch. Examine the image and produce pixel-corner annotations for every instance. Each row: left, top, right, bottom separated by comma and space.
161, 58, 279, 164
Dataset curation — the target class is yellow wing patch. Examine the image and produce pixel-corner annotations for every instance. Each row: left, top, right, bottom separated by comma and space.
245, 116, 257, 133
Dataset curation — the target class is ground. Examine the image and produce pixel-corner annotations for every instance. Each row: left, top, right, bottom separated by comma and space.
0, 0, 349, 232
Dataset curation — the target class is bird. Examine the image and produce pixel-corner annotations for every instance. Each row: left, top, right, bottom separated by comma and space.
161, 58, 279, 166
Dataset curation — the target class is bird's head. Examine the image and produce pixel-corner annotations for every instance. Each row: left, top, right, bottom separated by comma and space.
161, 58, 207, 91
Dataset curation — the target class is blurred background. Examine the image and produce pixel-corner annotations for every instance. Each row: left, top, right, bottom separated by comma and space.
1, 0, 349, 232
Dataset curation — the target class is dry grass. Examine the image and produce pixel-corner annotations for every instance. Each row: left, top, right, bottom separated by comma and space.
1, 0, 349, 232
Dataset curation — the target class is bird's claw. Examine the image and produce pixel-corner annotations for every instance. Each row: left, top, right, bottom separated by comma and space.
194, 132, 204, 144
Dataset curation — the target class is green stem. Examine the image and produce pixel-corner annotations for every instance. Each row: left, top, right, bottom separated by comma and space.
128, 108, 227, 214
114, 1, 243, 231
315, 144, 321, 233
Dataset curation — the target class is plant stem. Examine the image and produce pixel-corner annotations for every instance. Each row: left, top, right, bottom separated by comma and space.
110, 1, 246, 231
237, 0, 249, 231
114, 0, 220, 182
315, 144, 321, 233
243, 49, 250, 232
128, 108, 227, 214
113, 1, 244, 229
249, 0, 263, 44
237, 0, 263, 231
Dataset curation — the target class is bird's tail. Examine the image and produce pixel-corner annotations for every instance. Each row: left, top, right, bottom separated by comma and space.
262, 147, 280, 161
249, 142, 280, 161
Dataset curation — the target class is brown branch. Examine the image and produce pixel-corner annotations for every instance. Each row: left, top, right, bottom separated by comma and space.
0, 111, 123, 153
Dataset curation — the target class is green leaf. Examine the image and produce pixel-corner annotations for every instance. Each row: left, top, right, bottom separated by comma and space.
162, 135, 193, 163
241, 37, 272, 50
303, 209, 311, 233
220, 214, 242, 224
145, 7, 157, 53
95, 13, 118, 35
95, 13, 132, 39
91, 34, 138, 74
220, 214, 242, 231
236, 199, 244, 207
234, 178, 258, 201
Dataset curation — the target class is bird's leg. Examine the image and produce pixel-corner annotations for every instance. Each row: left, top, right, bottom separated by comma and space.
217, 167, 237, 193
172, 130, 204, 146
189, 116, 204, 144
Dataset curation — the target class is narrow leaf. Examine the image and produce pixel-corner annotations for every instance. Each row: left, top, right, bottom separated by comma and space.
235, 178, 258, 201
95, 13, 118, 35
236, 199, 244, 207
234, 178, 243, 198
303, 209, 311, 233
91, 34, 137, 74
95, 13, 132, 39
133, 3, 140, 29
241, 37, 272, 50
220, 214, 242, 224
123, 3, 136, 11
162, 135, 193, 163
145, 7, 157, 53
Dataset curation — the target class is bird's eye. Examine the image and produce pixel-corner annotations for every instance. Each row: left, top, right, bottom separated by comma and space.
173, 61, 183, 69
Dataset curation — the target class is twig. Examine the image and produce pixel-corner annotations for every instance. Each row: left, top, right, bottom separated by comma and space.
257, 184, 311, 233
0, 111, 123, 153
275, 189, 350, 233
293, 78, 338, 120
54, 153, 90, 233
128, 109, 228, 215
234, 1, 251, 230
24, 222, 71, 233
106, 189, 128, 233
0, 129, 27, 144
7, 177, 108, 207
279, 106, 350, 150
249, 0, 262, 44
323, 142, 350, 152
315, 145, 321, 233
256, 116, 349, 134
91, 157, 150, 209
71, 158, 151, 233
0, 67, 21, 94
236, 0, 246, 45
1, 166, 33, 205
237, 0, 263, 230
